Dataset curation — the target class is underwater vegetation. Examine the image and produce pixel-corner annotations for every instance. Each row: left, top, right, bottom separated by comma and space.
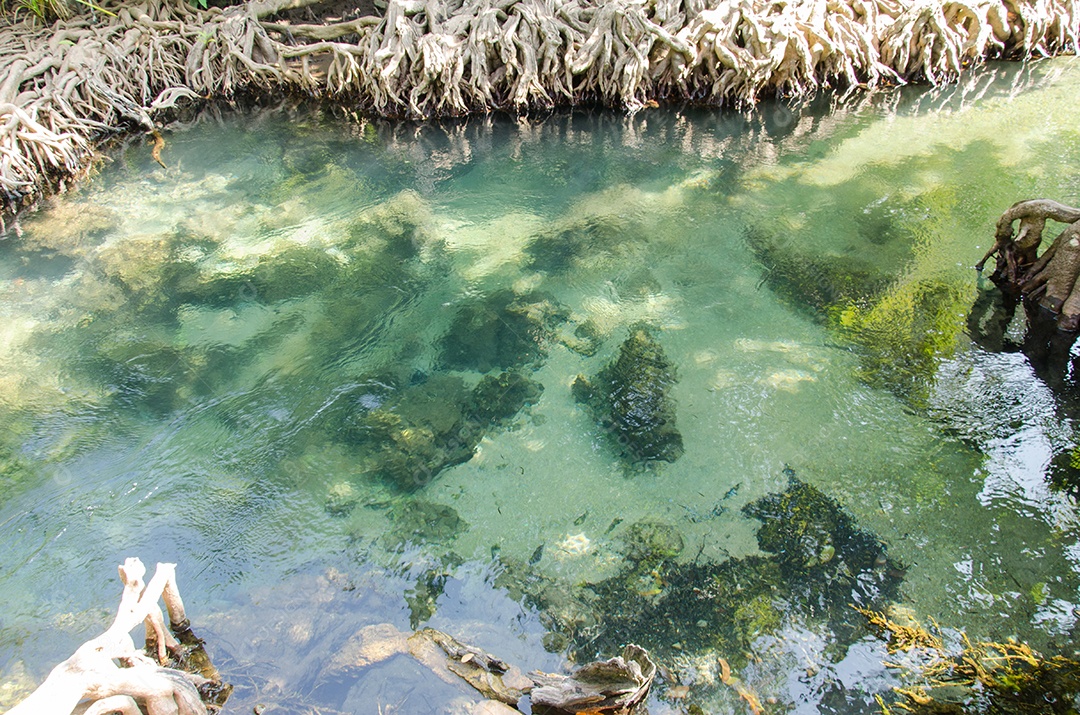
0, 445, 34, 500
500, 470, 901, 666
573, 326, 683, 466
860, 608, 1080, 715
837, 275, 973, 407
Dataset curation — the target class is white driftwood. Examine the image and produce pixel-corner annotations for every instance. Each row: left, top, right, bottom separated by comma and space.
6, 558, 208, 715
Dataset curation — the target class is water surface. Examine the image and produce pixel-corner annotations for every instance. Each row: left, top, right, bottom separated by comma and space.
2, 59, 1080, 714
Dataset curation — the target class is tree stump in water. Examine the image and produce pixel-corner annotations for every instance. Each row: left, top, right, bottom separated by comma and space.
978, 199, 1080, 331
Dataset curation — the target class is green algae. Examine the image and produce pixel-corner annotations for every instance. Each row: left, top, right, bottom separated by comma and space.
495, 469, 901, 666
621, 519, 685, 564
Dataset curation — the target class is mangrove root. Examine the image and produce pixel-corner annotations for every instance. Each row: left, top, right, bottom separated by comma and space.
6, 558, 230, 715
979, 198, 1080, 331
2, 0, 1080, 218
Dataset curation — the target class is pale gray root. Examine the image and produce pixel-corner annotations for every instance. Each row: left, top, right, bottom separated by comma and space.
982, 199, 1080, 331
1, 0, 1079, 215
5, 559, 209, 715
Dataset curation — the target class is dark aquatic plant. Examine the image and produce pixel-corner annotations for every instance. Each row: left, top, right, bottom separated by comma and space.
509, 469, 902, 664
573, 325, 683, 466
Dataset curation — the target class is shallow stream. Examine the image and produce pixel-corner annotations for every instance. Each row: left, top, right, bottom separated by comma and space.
2, 58, 1080, 714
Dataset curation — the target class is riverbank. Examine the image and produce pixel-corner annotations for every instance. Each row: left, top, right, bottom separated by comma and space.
0, 0, 1077, 222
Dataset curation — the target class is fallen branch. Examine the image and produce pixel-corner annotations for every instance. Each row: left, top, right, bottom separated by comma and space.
331, 624, 656, 713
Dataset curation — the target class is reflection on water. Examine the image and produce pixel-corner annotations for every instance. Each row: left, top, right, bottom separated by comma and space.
2, 58, 1080, 713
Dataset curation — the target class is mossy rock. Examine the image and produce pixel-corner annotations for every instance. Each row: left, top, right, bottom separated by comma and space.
389, 500, 467, 545
17, 201, 119, 259
345, 189, 436, 260
404, 568, 450, 629
509, 470, 903, 663
338, 371, 541, 491
745, 224, 891, 318
574, 326, 683, 465
439, 290, 567, 373
742, 468, 891, 583
92, 336, 198, 413
247, 243, 342, 303
560, 320, 604, 357
93, 234, 196, 313
325, 481, 359, 516
525, 190, 650, 274
0, 445, 34, 498
352, 375, 472, 490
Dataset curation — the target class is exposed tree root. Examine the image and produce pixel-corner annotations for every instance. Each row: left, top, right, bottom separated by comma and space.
5, 558, 230, 715
1, 0, 1078, 219
979, 198, 1080, 331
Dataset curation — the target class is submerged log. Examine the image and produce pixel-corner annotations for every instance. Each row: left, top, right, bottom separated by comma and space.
331, 625, 657, 714
529, 644, 656, 714
2, 0, 1079, 219
6, 558, 230, 715
979, 199, 1080, 331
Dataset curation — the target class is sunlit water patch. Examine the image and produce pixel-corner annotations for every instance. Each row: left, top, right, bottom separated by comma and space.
3, 60, 1080, 713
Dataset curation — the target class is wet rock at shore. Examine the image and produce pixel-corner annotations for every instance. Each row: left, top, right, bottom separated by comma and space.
573, 326, 683, 466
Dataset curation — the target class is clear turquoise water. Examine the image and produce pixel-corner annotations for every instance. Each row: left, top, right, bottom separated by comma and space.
2, 59, 1080, 713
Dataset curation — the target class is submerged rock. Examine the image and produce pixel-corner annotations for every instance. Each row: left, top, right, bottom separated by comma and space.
439, 290, 567, 373
325, 481, 359, 516
467, 371, 544, 425
0, 445, 34, 497
743, 468, 889, 583
574, 326, 683, 465
743, 223, 894, 317
559, 319, 604, 357
339, 371, 543, 490
17, 202, 119, 259
345, 189, 438, 260
525, 186, 654, 274
390, 500, 467, 545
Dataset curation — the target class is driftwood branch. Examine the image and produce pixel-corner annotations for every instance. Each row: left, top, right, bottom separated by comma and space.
6, 558, 228, 715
